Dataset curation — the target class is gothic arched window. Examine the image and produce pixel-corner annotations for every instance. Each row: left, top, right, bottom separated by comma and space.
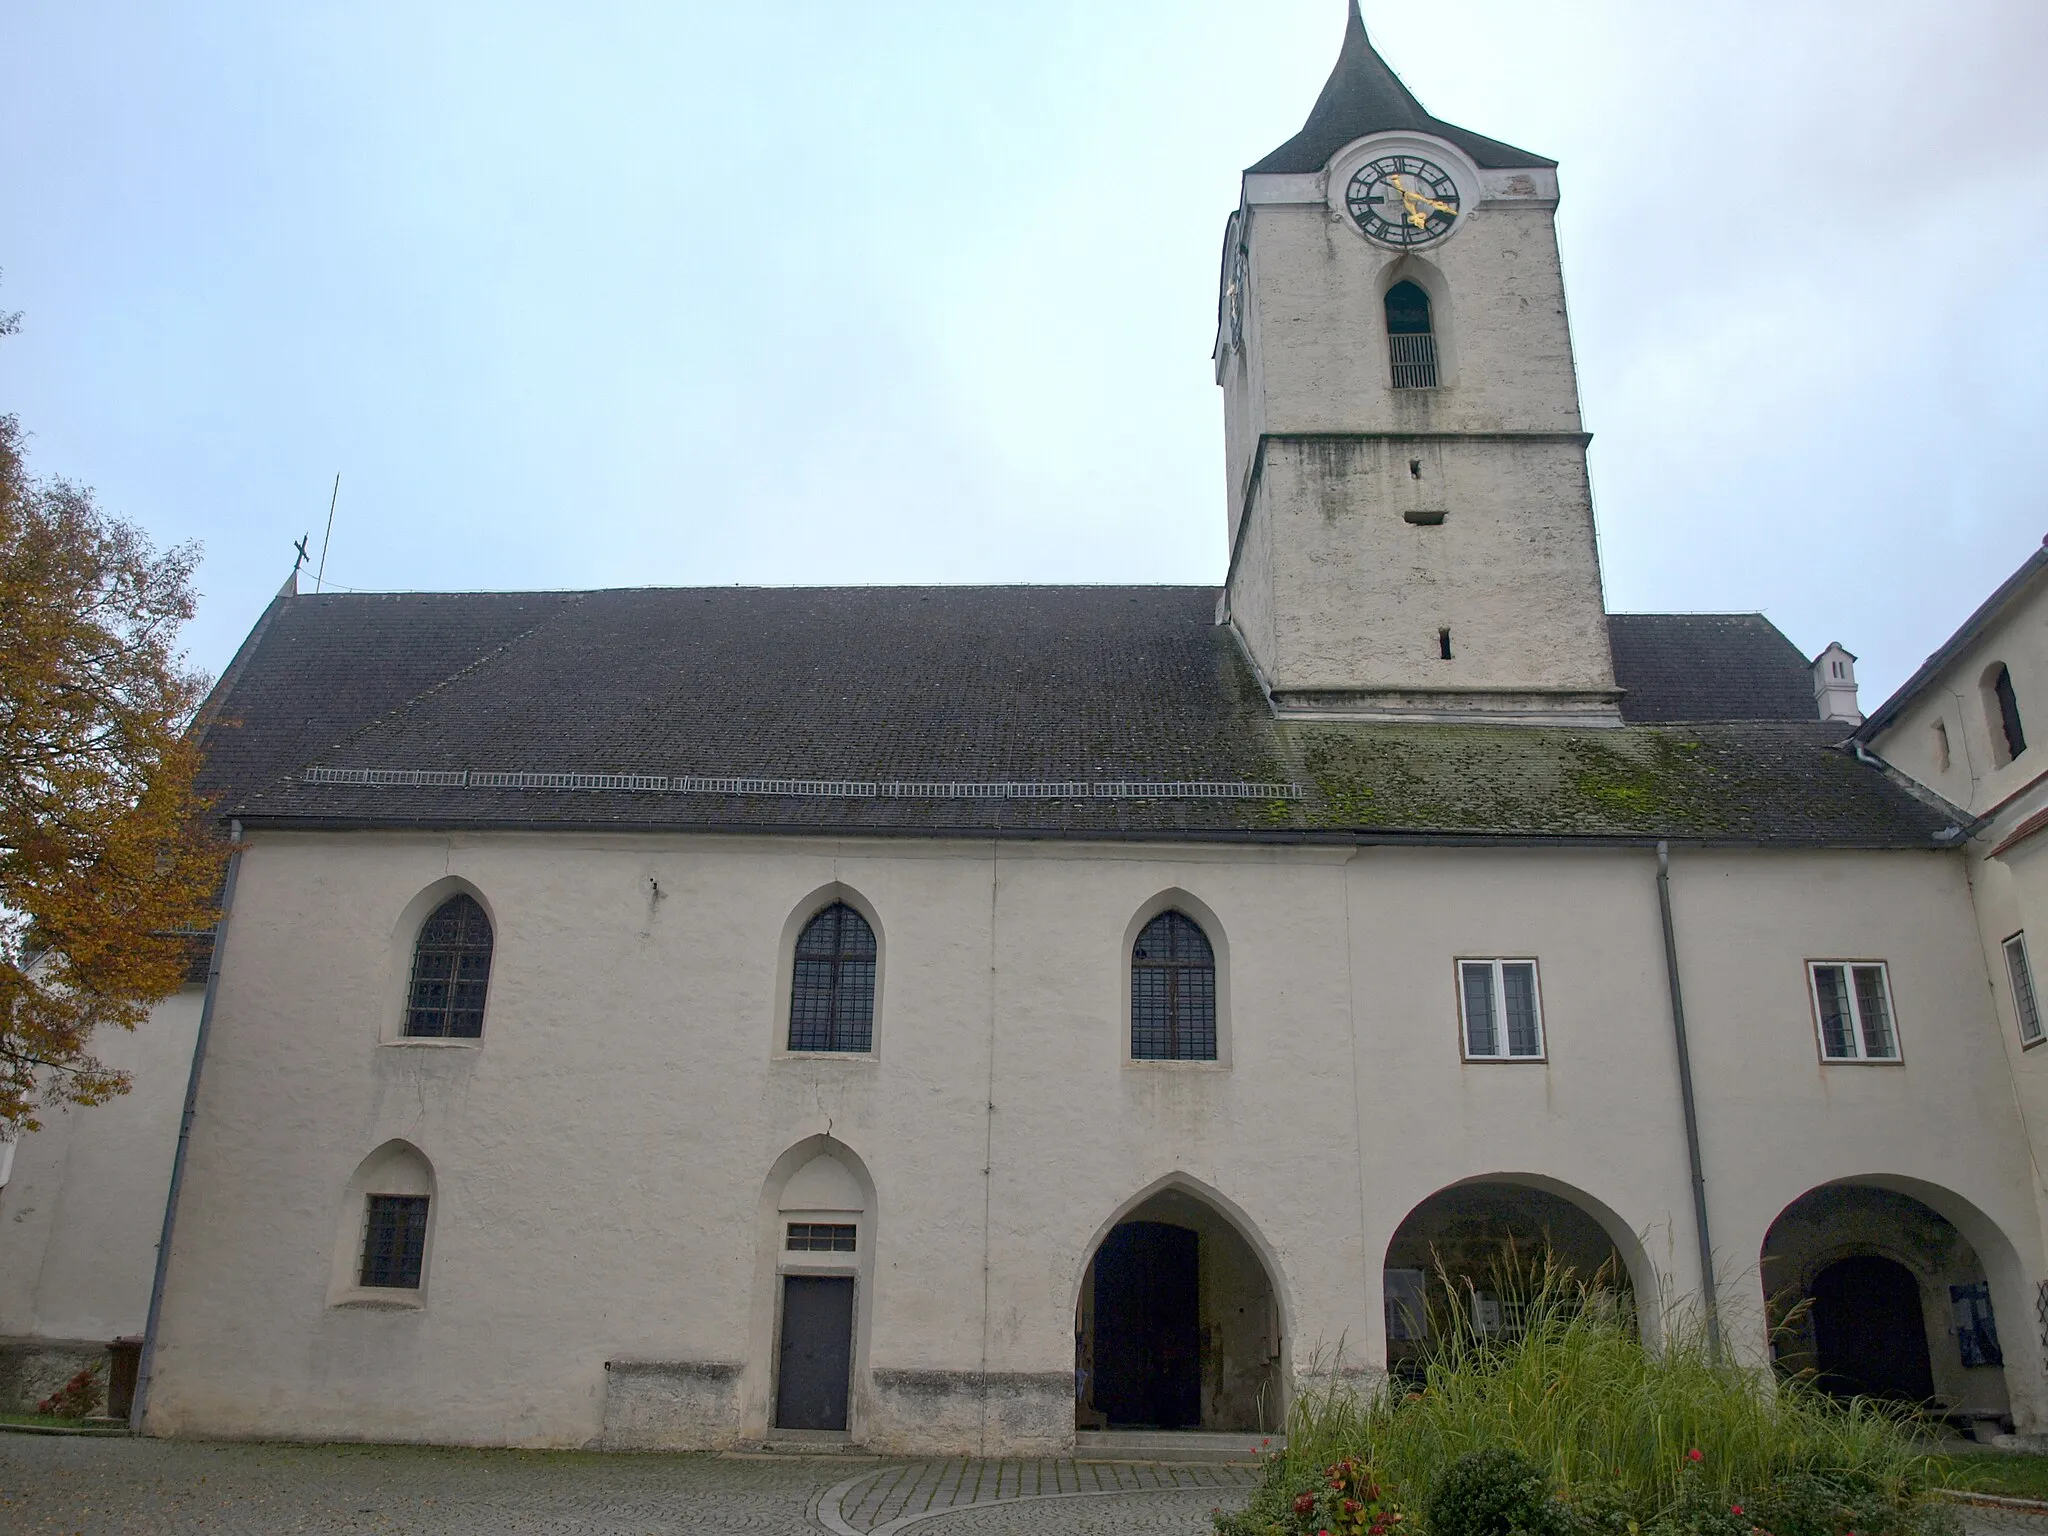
404, 894, 493, 1038
1384, 280, 1439, 390
789, 903, 877, 1053
1132, 911, 1217, 1061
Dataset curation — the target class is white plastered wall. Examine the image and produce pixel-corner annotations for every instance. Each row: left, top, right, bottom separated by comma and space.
0, 987, 202, 1344
140, 831, 2046, 1449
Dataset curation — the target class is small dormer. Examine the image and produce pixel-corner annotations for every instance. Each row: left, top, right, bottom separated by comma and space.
1813, 643, 1862, 725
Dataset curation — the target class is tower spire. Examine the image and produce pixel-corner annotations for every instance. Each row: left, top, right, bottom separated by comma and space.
1248, 3, 1553, 174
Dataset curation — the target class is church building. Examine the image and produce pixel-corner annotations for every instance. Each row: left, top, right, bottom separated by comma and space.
7, 4, 2048, 1455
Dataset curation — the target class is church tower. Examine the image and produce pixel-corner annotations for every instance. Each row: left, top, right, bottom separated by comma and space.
1216, 3, 1620, 725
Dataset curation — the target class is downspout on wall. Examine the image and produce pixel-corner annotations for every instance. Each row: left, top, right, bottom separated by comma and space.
130, 819, 245, 1431
1656, 839, 1721, 1357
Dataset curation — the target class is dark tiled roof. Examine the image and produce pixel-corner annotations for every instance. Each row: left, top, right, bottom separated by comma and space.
1607, 613, 1818, 724
194, 587, 580, 812
1248, 2, 1554, 174
192, 584, 1955, 848
1857, 542, 2048, 741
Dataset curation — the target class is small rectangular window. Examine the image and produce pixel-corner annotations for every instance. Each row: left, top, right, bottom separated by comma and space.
1459, 960, 1544, 1060
786, 1222, 857, 1253
1808, 962, 1901, 1061
2006, 934, 2043, 1046
359, 1195, 429, 1288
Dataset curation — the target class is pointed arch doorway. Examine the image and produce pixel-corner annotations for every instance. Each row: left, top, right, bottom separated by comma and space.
1075, 1186, 1283, 1433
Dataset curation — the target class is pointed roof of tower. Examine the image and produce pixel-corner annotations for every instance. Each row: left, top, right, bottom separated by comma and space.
1248, 2, 1554, 174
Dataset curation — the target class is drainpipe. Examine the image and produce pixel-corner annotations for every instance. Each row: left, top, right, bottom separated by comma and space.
1656, 840, 1721, 1358
130, 820, 245, 1432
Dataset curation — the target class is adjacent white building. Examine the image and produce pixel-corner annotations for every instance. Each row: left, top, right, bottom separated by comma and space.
6, 3, 2048, 1454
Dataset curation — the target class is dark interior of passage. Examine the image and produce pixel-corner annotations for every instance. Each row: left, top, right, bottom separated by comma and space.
776, 1274, 854, 1431
1810, 1254, 1935, 1403
1091, 1220, 1201, 1429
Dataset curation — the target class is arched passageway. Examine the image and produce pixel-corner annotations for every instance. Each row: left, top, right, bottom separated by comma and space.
1382, 1181, 1635, 1375
1075, 1187, 1281, 1433
1762, 1183, 2010, 1430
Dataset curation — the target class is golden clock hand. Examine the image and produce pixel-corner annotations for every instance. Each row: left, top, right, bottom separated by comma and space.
1387, 174, 1458, 229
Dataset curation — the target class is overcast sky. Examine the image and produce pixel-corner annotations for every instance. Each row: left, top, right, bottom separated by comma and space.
4, 1, 2044, 703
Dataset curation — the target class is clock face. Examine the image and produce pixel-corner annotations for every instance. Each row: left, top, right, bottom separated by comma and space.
1226, 247, 1248, 348
1345, 155, 1462, 248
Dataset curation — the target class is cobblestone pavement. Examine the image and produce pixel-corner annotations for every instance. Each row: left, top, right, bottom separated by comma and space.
9, 1437, 2037, 1536
822, 1459, 1256, 1533
0, 1435, 1258, 1535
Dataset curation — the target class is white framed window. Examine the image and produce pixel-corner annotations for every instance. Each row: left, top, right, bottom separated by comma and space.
1808, 961, 1900, 1061
2005, 933, 2043, 1047
1458, 959, 1544, 1060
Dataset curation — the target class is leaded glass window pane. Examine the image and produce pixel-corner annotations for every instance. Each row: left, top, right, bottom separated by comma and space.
2008, 935, 2042, 1045
405, 894, 493, 1038
1502, 963, 1542, 1056
1812, 965, 1854, 1057
359, 1194, 429, 1288
1852, 965, 1897, 1058
1461, 962, 1497, 1057
1131, 911, 1217, 1061
788, 903, 877, 1053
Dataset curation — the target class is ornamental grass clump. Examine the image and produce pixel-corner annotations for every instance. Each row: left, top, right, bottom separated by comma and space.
1217, 1253, 1951, 1536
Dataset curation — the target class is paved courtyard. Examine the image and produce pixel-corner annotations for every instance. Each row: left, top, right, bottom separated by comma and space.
0, 1435, 1258, 1535
5, 1434, 2047, 1535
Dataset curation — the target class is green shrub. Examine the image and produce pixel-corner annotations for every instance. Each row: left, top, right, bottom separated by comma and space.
1217, 1255, 1948, 1536
1425, 1446, 1570, 1536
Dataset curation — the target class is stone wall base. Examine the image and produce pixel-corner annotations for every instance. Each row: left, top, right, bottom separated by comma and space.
598, 1359, 743, 1450
863, 1370, 1074, 1456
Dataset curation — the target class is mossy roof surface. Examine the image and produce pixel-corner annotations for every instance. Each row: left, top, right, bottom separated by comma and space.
1288, 722, 1954, 846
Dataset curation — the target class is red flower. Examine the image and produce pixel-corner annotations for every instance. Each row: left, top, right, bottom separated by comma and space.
1295, 1493, 1318, 1516
1731, 1507, 1744, 1516
1687, 1448, 1704, 1463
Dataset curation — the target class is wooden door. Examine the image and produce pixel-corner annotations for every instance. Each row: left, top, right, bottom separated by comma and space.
1092, 1221, 1201, 1429
776, 1275, 855, 1430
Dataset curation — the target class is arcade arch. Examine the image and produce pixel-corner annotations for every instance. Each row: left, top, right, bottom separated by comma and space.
1074, 1180, 1285, 1434
1761, 1181, 2013, 1431
1382, 1177, 1645, 1374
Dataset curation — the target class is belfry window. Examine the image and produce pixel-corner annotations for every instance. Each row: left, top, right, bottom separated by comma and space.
1131, 911, 1217, 1061
405, 894, 493, 1038
1385, 280, 1439, 390
789, 903, 877, 1053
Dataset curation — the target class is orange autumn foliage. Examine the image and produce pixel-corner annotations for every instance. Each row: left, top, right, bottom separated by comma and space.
0, 408, 224, 1131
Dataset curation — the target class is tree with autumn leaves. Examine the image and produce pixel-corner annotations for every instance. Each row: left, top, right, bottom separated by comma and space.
1, 308, 224, 1132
